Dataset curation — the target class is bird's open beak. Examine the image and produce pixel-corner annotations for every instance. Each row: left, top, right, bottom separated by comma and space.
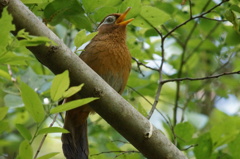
116, 7, 134, 25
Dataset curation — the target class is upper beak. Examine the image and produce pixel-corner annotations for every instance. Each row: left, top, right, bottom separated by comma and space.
116, 7, 134, 25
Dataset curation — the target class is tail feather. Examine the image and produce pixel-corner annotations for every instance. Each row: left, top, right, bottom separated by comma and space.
62, 105, 91, 159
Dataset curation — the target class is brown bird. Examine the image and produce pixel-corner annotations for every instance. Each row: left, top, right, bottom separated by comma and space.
61, 8, 133, 159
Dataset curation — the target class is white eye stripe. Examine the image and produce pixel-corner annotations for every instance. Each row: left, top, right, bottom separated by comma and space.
103, 16, 116, 24
97, 15, 117, 30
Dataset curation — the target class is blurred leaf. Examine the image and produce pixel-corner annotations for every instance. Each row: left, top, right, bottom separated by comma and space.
20, 82, 45, 123
0, 107, 8, 120
120, 0, 141, 18
44, 0, 84, 25
226, 28, 240, 45
194, 133, 212, 159
37, 152, 59, 159
16, 124, 32, 141
93, 7, 118, 22
38, 127, 69, 135
210, 116, 240, 148
224, 9, 239, 31
17, 140, 33, 159
132, 6, 170, 28
0, 51, 32, 65
50, 70, 70, 101
67, 14, 92, 31
74, 30, 98, 48
63, 84, 84, 98
174, 122, 196, 145
230, 4, 240, 13
50, 98, 98, 114
229, 133, 240, 158
0, 69, 11, 80
0, 121, 9, 133
82, 0, 108, 12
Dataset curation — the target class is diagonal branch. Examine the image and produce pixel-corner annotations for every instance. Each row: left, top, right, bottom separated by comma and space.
3, 0, 187, 159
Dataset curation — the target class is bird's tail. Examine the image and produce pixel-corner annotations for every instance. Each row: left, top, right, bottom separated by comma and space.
62, 105, 91, 159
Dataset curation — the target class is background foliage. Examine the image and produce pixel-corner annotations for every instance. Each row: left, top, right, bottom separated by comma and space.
1, 0, 240, 158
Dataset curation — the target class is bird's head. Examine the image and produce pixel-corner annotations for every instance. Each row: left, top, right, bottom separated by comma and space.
97, 7, 134, 35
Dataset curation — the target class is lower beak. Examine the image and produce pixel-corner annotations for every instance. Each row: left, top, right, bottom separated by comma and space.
116, 7, 134, 25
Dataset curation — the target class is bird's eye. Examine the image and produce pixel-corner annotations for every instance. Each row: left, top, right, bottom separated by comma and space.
104, 16, 116, 24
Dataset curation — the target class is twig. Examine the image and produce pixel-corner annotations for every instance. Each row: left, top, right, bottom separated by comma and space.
146, 26, 165, 120
131, 57, 159, 75
90, 150, 140, 157
162, 0, 229, 40
161, 70, 240, 84
7, 64, 17, 82
181, 144, 198, 151
33, 114, 59, 159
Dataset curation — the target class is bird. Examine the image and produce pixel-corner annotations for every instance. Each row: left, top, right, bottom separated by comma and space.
61, 8, 133, 159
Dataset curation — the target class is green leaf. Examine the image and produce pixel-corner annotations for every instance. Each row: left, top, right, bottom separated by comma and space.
210, 116, 240, 148
20, 82, 45, 123
0, 121, 9, 133
194, 133, 212, 159
0, 107, 8, 120
0, 69, 11, 80
67, 14, 92, 31
17, 29, 55, 47
44, 0, 84, 25
63, 84, 84, 98
119, 0, 141, 18
93, 7, 118, 22
132, 6, 170, 28
16, 124, 32, 141
37, 152, 59, 159
229, 133, 240, 158
18, 140, 33, 159
74, 29, 98, 48
50, 70, 70, 101
174, 122, 195, 145
38, 127, 69, 135
50, 98, 98, 114
82, 0, 108, 13
0, 51, 32, 65
0, 8, 15, 54
224, 9, 239, 31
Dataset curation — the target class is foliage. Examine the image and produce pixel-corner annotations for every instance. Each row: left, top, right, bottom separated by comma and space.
1, 0, 240, 159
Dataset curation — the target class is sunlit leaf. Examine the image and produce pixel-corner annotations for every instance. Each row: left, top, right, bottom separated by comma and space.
18, 140, 33, 159
38, 127, 69, 135
174, 122, 196, 145
0, 69, 11, 80
50, 70, 70, 101
0, 107, 8, 120
0, 121, 9, 134
37, 152, 59, 159
74, 29, 98, 48
16, 124, 32, 141
0, 8, 15, 54
194, 133, 212, 159
20, 82, 45, 123
50, 98, 98, 114
63, 84, 84, 98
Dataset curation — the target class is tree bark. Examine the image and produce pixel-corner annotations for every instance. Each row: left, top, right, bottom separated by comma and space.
2, 0, 188, 158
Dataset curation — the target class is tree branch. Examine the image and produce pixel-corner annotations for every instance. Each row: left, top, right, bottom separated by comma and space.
4, 0, 187, 158
161, 70, 240, 84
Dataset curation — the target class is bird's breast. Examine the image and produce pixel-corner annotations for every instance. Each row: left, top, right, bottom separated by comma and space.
80, 40, 131, 94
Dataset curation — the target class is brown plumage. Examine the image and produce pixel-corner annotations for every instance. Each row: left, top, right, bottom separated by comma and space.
61, 8, 133, 159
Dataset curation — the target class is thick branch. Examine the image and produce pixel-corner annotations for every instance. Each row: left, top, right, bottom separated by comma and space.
4, 0, 187, 159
